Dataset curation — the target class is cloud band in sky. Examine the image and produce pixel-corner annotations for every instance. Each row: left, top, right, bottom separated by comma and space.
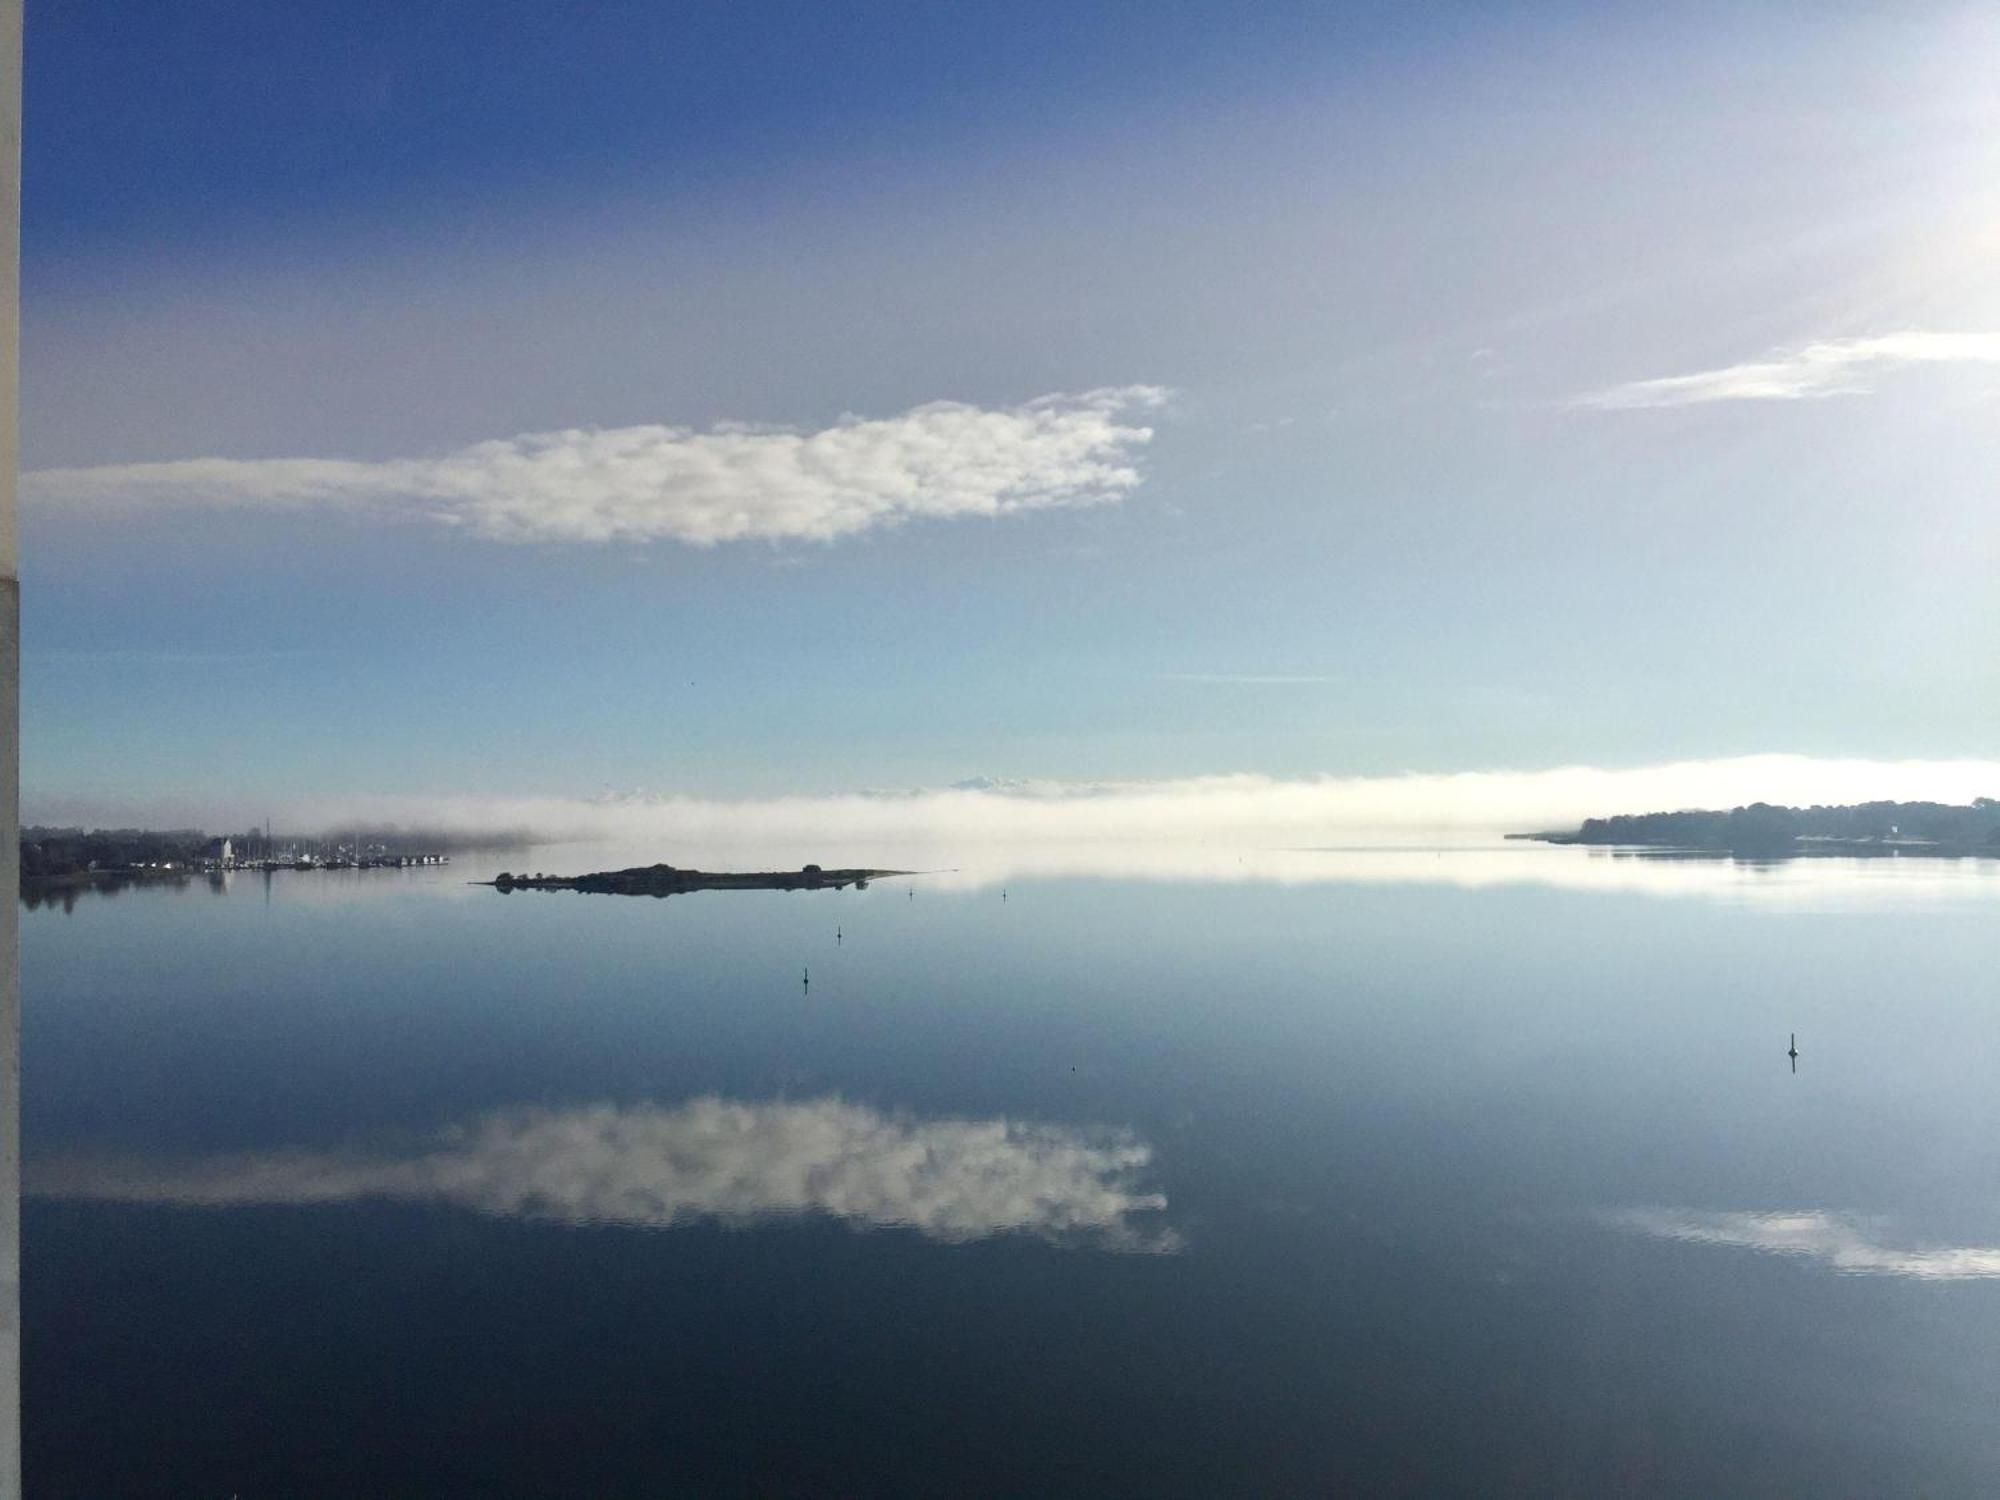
1575, 332, 2000, 409
30, 1096, 1177, 1251
24, 387, 1167, 546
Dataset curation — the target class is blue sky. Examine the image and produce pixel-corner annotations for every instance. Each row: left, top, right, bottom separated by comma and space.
20, 1, 2000, 828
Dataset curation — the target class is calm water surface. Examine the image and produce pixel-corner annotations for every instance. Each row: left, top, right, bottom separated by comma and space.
22, 846, 2000, 1495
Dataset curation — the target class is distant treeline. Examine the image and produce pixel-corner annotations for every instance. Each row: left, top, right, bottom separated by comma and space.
1537, 799, 2000, 854
21, 827, 214, 880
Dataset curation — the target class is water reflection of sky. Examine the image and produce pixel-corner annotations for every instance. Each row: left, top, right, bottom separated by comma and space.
23, 843, 2000, 1492
29, 840, 2000, 915
31, 1096, 1177, 1251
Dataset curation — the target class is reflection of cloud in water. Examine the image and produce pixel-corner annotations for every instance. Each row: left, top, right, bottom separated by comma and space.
30, 1097, 1177, 1251
1607, 1207, 2000, 1280
899, 845, 2000, 908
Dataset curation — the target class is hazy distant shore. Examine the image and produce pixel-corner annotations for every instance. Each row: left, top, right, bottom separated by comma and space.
1517, 799, 2000, 858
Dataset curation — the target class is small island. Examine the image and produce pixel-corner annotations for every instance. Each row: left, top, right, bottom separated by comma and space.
483, 862, 912, 897
1515, 798, 2000, 858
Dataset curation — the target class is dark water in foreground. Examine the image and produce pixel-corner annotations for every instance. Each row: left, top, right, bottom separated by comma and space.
22, 846, 2000, 1496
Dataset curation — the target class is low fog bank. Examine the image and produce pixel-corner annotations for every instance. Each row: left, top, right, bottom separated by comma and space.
33, 755, 2000, 866
300, 754, 2000, 853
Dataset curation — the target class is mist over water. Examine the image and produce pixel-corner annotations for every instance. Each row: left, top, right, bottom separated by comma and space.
38, 753, 2000, 851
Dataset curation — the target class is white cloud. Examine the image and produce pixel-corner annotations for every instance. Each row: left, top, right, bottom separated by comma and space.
1574, 332, 2000, 409
23, 387, 1168, 546
30, 1096, 1177, 1251
1607, 1207, 2000, 1280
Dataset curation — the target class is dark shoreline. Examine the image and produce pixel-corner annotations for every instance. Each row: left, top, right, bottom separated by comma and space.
23, 867, 191, 891
1511, 798, 2000, 859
